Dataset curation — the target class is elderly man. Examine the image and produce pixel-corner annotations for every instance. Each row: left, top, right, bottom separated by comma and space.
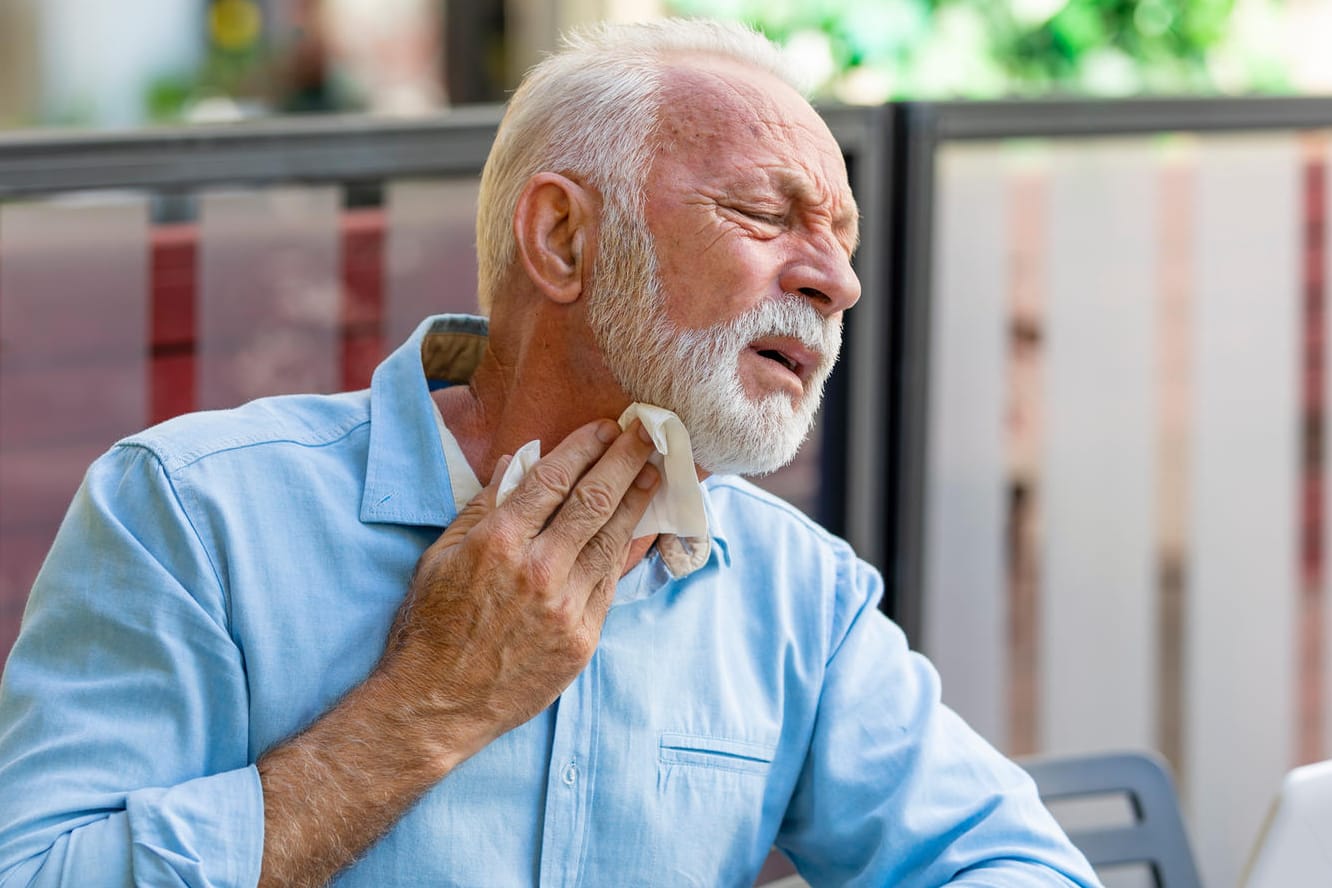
0, 18, 1098, 888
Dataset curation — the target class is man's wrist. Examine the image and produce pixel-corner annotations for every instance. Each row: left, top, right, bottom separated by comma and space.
361, 655, 495, 780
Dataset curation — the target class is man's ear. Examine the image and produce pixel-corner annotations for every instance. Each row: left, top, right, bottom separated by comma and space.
512, 172, 596, 305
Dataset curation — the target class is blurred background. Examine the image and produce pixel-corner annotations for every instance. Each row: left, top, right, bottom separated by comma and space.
1, 0, 1331, 130
5, 3, 1332, 887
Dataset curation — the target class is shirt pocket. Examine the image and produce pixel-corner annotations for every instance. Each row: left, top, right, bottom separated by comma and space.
658, 732, 777, 776
653, 732, 780, 884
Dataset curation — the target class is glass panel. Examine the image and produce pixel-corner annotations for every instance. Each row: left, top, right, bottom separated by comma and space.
1186, 134, 1300, 888
1325, 134, 1332, 763
1041, 142, 1159, 755
923, 131, 1310, 888
197, 187, 342, 409
922, 143, 1010, 746
1296, 134, 1325, 768
1155, 144, 1195, 776
0, 197, 150, 660
385, 178, 481, 347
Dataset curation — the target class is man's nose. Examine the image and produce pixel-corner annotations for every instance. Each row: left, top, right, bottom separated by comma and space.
779, 247, 861, 317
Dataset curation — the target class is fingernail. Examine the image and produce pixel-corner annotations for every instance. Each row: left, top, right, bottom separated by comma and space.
596, 421, 619, 444
634, 464, 659, 489
489, 454, 512, 484
636, 422, 653, 445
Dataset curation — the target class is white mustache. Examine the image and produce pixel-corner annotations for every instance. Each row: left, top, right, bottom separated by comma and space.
726, 296, 842, 368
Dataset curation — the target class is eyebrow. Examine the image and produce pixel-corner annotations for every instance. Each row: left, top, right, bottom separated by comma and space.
771, 170, 861, 250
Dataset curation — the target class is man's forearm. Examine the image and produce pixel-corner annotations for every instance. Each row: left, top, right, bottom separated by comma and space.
256, 666, 477, 888
257, 422, 657, 887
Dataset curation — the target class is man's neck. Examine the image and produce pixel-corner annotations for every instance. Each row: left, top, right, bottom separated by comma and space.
433, 345, 628, 479
431, 346, 657, 576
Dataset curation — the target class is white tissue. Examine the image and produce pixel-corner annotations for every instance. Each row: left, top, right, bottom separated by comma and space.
616, 403, 709, 538
496, 439, 543, 505
495, 403, 709, 540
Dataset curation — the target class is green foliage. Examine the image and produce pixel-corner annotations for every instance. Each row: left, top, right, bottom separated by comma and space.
143, 36, 274, 124
667, 0, 1291, 101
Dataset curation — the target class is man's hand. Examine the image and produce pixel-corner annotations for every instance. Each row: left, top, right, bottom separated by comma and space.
380, 417, 661, 760
257, 419, 659, 888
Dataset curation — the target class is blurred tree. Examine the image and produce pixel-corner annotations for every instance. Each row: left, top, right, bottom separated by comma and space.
0, 1, 39, 128
446, 0, 507, 103
146, 0, 272, 123
666, 0, 1291, 101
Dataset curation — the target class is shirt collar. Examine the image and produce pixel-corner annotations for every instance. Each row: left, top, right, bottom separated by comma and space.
696, 482, 732, 569
359, 314, 731, 574
360, 314, 487, 526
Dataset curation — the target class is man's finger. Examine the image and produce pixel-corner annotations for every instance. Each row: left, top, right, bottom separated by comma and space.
570, 461, 660, 610
489, 453, 513, 486
438, 453, 512, 546
497, 420, 621, 537
537, 420, 656, 559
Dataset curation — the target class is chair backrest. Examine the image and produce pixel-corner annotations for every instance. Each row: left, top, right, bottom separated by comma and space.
1020, 750, 1203, 888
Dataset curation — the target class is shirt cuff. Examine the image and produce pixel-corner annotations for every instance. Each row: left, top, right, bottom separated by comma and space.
125, 765, 264, 888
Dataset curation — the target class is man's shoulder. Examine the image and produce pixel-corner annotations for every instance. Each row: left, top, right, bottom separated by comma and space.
703, 475, 883, 643
703, 474, 848, 555
118, 389, 373, 475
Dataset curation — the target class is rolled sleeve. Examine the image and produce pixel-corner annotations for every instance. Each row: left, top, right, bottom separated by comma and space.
0, 444, 264, 887
777, 552, 1100, 887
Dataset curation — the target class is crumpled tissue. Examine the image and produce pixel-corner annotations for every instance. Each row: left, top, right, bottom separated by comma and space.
496, 402, 708, 541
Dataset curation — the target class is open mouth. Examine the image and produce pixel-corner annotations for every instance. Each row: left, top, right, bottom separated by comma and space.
757, 348, 800, 374
748, 337, 818, 384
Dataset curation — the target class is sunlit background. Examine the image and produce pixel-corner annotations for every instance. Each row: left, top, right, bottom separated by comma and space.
2, 0, 1332, 131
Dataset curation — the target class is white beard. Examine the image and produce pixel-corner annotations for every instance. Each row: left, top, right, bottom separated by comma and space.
585, 201, 841, 476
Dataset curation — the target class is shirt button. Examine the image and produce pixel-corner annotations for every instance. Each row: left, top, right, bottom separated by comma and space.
562, 761, 578, 785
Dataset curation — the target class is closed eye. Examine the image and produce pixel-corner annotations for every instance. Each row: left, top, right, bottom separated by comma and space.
723, 204, 785, 227
740, 209, 785, 226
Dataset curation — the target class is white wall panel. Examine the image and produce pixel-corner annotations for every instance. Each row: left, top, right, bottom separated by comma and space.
385, 178, 481, 346
923, 145, 1009, 744
1040, 143, 1159, 754
197, 187, 342, 409
1187, 135, 1300, 888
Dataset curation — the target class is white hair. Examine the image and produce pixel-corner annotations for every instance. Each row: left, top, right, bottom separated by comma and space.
474, 18, 800, 313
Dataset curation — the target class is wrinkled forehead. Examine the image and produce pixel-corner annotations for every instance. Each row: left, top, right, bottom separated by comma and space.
662, 60, 826, 148
653, 57, 859, 242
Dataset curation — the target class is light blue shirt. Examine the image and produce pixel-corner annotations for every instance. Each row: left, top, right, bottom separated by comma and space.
0, 315, 1098, 887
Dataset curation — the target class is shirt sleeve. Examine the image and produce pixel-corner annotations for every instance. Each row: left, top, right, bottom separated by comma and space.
775, 549, 1103, 887
0, 444, 265, 888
